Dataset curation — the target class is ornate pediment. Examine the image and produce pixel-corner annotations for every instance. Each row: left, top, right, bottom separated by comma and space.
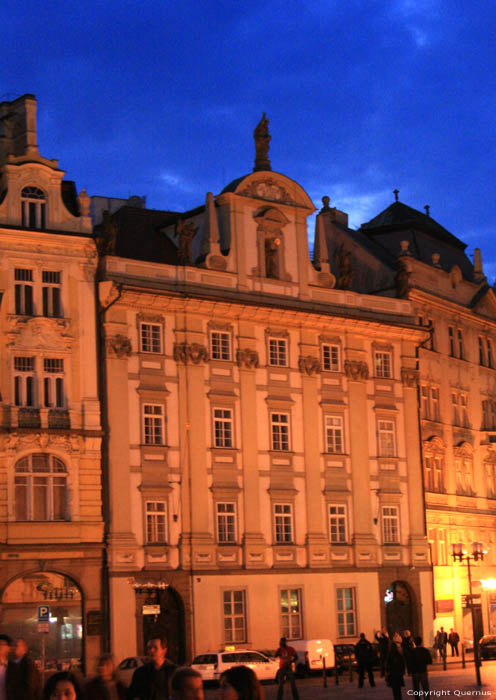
239, 179, 295, 205
3, 432, 82, 453
5, 315, 73, 350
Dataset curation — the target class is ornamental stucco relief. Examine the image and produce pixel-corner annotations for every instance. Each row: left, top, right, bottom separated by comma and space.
173, 342, 208, 365
236, 348, 259, 369
344, 360, 369, 381
298, 355, 321, 376
6, 315, 73, 350
106, 334, 132, 358
401, 366, 419, 387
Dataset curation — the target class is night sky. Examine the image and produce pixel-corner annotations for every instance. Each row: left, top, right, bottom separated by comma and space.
2, 1, 495, 278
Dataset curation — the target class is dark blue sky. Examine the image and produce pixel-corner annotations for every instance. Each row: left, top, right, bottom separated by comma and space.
2, 1, 495, 277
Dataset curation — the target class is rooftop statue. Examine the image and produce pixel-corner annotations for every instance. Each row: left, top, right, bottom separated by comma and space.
175, 219, 197, 265
253, 113, 272, 172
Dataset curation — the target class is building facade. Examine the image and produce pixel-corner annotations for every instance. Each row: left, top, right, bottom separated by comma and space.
322, 197, 496, 642
97, 128, 434, 663
0, 95, 104, 671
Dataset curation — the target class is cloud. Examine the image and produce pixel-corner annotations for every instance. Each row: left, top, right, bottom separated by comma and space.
309, 183, 392, 230
159, 171, 195, 194
393, 0, 436, 48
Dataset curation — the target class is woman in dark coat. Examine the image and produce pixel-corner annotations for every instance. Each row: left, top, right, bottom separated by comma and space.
386, 640, 405, 700
83, 654, 126, 700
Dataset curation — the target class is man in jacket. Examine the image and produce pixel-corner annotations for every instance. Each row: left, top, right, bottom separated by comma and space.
354, 633, 376, 688
448, 629, 460, 657
275, 637, 299, 700
6, 637, 41, 700
127, 635, 177, 700
411, 636, 432, 692
169, 667, 203, 700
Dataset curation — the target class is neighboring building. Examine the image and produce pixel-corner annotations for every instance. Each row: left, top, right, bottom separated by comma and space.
322, 195, 496, 642
0, 95, 103, 671
96, 120, 433, 663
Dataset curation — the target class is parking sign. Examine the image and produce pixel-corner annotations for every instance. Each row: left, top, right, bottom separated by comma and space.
38, 605, 50, 622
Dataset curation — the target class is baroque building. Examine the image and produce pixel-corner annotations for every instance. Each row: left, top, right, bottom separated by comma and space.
96, 117, 434, 663
0, 95, 103, 671
322, 194, 496, 642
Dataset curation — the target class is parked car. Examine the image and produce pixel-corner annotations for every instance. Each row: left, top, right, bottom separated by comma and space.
117, 656, 149, 686
479, 635, 496, 659
290, 639, 335, 675
191, 649, 279, 683
334, 644, 357, 672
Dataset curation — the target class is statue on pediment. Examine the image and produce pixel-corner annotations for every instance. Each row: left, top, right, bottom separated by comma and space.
175, 219, 197, 265
253, 113, 272, 172
334, 245, 353, 290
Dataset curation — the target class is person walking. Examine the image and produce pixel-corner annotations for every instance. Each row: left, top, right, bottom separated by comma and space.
375, 629, 390, 678
6, 637, 42, 700
354, 633, 376, 688
275, 637, 299, 700
410, 636, 432, 693
0, 635, 12, 700
84, 653, 126, 700
385, 640, 405, 700
437, 627, 448, 662
169, 667, 204, 700
401, 630, 414, 676
448, 629, 460, 657
127, 634, 177, 700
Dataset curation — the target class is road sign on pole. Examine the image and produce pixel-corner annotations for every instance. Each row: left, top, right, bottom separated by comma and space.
38, 605, 50, 622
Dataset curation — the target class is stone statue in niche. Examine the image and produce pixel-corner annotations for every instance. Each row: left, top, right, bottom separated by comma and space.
175, 219, 197, 265
334, 245, 353, 290
265, 235, 281, 279
395, 259, 411, 298
253, 113, 272, 172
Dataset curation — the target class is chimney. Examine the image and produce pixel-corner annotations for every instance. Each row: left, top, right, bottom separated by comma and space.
0, 94, 39, 165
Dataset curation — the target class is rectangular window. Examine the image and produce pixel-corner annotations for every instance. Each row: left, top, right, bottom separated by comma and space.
420, 385, 429, 419
14, 268, 34, 315
280, 588, 302, 640
322, 344, 340, 372
143, 404, 164, 445
374, 351, 392, 378
274, 504, 293, 543
448, 326, 455, 357
479, 337, 486, 366
268, 338, 288, 367
456, 458, 473, 495
336, 587, 356, 637
210, 331, 231, 361
424, 455, 444, 492
460, 393, 468, 427
223, 590, 246, 643
325, 415, 344, 454
14, 356, 35, 407
213, 408, 234, 448
271, 413, 290, 451
431, 387, 440, 421
457, 329, 464, 359
43, 358, 64, 408
382, 505, 400, 544
329, 504, 347, 543
488, 339, 494, 369
437, 528, 447, 566
145, 501, 167, 543
217, 502, 236, 543
42, 271, 61, 317
377, 419, 395, 457
486, 463, 496, 498
139, 323, 162, 354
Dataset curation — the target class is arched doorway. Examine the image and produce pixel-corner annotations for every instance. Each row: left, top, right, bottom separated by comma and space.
0, 571, 83, 671
139, 586, 185, 664
384, 580, 417, 636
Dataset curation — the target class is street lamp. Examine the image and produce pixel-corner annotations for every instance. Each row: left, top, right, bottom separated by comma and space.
452, 541, 485, 686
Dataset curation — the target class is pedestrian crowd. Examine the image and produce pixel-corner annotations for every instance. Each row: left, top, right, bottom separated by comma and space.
0, 626, 461, 700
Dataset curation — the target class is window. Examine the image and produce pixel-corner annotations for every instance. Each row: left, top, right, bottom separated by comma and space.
322, 344, 340, 372
216, 502, 236, 543
271, 413, 290, 451
448, 326, 455, 357
381, 505, 400, 543
421, 385, 440, 421
420, 385, 429, 419
145, 501, 167, 543
431, 387, 440, 421
329, 504, 347, 543
15, 453, 67, 521
14, 356, 35, 407
479, 337, 486, 366
14, 268, 34, 315
268, 338, 288, 367
419, 317, 435, 351
223, 590, 246, 643
457, 329, 464, 359
210, 331, 231, 361
486, 462, 496, 499
325, 415, 344, 454
213, 408, 234, 448
377, 419, 395, 457
143, 404, 164, 445
488, 339, 494, 369
374, 351, 392, 378
42, 271, 62, 317
455, 457, 473, 495
280, 589, 302, 640
274, 504, 293, 543
424, 454, 444, 492
43, 358, 64, 408
483, 400, 496, 430
139, 322, 162, 354
21, 186, 46, 229
452, 391, 468, 427
336, 587, 356, 637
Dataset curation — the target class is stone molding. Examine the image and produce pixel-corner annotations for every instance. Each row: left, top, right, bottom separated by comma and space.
4, 431, 83, 453
106, 334, 132, 359
344, 360, 369, 381
401, 366, 419, 387
298, 355, 321, 376
236, 348, 259, 369
173, 342, 208, 365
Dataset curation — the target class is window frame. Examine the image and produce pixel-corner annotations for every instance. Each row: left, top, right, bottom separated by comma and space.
210, 330, 232, 362
336, 586, 357, 637
216, 501, 237, 544
279, 588, 303, 640
374, 350, 393, 379
325, 415, 344, 454
321, 343, 341, 372
268, 337, 288, 367
14, 356, 36, 407
381, 505, 400, 544
222, 589, 247, 644
14, 268, 34, 316
142, 403, 165, 445
145, 500, 167, 544
43, 358, 65, 408
21, 186, 47, 229
377, 418, 396, 457
213, 407, 234, 448
329, 503, 348, 544
14, 453, 68, 522
273, 503, 294, 544
139, 322, 163, 354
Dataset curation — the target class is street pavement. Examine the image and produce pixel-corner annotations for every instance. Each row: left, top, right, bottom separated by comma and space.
204, 658, 496, 699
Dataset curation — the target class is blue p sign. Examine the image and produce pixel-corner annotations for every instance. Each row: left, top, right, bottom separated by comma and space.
38, 605, 50, 621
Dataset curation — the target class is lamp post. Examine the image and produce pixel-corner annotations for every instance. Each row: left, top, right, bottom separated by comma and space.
452, 542, 484, 686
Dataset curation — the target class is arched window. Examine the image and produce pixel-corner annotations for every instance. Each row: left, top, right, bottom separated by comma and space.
15, 453, 68, 521
21, 186, 46, 229
423, 436, 445, 493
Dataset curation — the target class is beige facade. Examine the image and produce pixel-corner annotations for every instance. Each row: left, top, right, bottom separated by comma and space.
98, 166, 433, 662
0, 95, 104, 672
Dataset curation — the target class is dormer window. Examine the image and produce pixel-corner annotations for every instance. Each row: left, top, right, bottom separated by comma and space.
21, 186, 46, 229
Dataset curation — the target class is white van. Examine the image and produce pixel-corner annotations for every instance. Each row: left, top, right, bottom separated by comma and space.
290, 639, 335, 675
